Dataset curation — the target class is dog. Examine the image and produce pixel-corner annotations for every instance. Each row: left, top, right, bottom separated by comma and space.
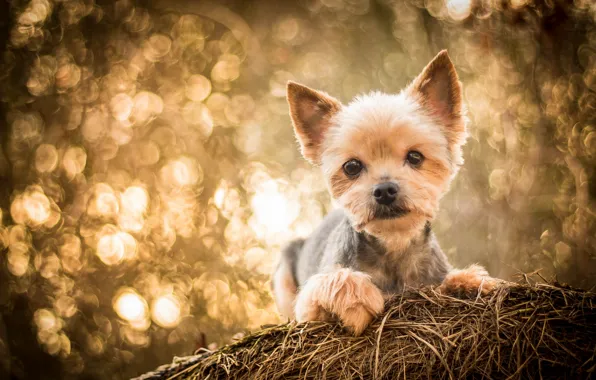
272, 50, 498, 335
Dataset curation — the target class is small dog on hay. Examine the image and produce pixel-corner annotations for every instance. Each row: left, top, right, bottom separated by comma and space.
272, 50, 498, 335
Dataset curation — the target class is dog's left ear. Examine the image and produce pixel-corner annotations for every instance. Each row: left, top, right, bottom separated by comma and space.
407, 50, 466, 143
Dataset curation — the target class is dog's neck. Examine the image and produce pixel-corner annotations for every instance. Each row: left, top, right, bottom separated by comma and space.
356, 219, 444, 292
361, 218, 430, 254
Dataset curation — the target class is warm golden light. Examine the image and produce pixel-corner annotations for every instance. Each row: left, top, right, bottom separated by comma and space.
62, 146, 87, 178
251, 180, 300, 234
151, 294, 182, 328
121, 186, 149, 215
110, 93, 134, 121
54, 295, 77, 318
510, 0, 530, 9
34, 308, 60, 333
143, 34, 172, 62
7, 243, 29, 277
214, 185, 226, 209
88, 185, 119, 218
55, 63, 81, 90
182, 101, 214, 138
25, 191, 50, 225
160, 157, 202, 188
160, 191, 198, 239
118, 213, 145, 233
446, 0, 472, 20
185, 74, 212, 102
131, 91, 164, 123
34, 143, 58, 173
10, 186, 51, 228
96, 233, 125, 265
211, 54, 240, 83
244, 247, 272, 274
113, 288, 148, 324
81, 108, 108, 143
117, 186, 149, 232
96, 227, 137, 265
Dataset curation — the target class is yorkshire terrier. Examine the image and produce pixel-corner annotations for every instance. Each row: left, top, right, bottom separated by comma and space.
272, 51, 498, 335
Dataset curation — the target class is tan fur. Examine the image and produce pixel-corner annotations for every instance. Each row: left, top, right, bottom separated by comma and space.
438, 264, 498, 295
286, 82, 342, 165
294, 268, 384, 335
329, 168, 355, 200
322, 111, 454, 245
273, 259, 298, 318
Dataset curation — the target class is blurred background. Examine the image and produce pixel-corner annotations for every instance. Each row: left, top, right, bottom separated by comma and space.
0, 0, 594, 378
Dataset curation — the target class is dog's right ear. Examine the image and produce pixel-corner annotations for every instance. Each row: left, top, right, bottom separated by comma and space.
287, 81, 342, 165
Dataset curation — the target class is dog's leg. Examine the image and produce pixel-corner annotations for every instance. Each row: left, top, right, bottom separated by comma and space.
438, 264, 499, 295
272, 260, 298, 318
272, 240, 304, 318
294, 268, 384, 335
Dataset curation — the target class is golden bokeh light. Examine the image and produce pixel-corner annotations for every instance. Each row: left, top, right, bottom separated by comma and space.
143, 34, 172, 62
35, 143, 59, 173
244, 247, 273, 274
182, 101, 214, 138
151, 294, 182, 328
62, 146, 87, 178
118, 214, 145, 233
118, 185, 149, 233
110, 93, 134, 121
446, 0, 472, 21
24, 190, 51, 225
250, 179, 300, 236
81, 108, 108, 143
87, 184, 119, 218
55, 63, 82, 91
10, 186, 52, 228
96, 225, 137, 265
185, 74, 212, 102
213, 183, 227, 210
113, 288, 149, 325
211, 54, 241, 83
7, 242, 30, 277
131, 91, 164, 123
34, 308, 61, 333
160, 157, 203, 188
55, 295, 78, 318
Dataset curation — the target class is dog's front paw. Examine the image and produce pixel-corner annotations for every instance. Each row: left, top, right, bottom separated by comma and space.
438, 264, 499, 296
294, 268, 384, 335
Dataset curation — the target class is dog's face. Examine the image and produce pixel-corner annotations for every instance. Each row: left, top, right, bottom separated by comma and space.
287, 51, 467, 236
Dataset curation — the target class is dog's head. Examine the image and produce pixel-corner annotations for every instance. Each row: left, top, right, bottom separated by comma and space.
287, 51, 467, 237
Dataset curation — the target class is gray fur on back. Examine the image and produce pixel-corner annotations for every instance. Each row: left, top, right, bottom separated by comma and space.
284, 209, 451, 294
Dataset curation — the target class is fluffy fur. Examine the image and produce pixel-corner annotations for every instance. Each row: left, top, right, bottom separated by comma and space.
294, 268, 385, 335
272, 51, 499, 335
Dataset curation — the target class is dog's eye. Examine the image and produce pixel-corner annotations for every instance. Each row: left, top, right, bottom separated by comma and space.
406, 151, 424, 167
343, 159, 363, 177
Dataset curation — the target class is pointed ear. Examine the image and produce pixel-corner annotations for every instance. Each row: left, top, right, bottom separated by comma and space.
287, 81, 342, 165
407, 50, 466, 143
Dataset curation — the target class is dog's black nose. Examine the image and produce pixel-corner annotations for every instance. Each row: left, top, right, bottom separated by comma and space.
373, 182, 398, 205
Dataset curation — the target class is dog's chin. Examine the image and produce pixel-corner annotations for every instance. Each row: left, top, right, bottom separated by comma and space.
373, 205, 409, 220
352, 204, 411, 232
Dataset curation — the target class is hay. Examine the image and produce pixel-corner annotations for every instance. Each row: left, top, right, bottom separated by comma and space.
134, 282, 596, 379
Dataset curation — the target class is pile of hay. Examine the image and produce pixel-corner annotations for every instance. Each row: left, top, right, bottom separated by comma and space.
135, 282, 596, 379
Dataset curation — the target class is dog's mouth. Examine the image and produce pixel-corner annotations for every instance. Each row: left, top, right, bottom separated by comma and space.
352, 202, 412, 232
372, 204, 410, 220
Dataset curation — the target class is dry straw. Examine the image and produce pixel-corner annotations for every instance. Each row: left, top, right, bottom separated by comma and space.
135, 281, 595, 379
